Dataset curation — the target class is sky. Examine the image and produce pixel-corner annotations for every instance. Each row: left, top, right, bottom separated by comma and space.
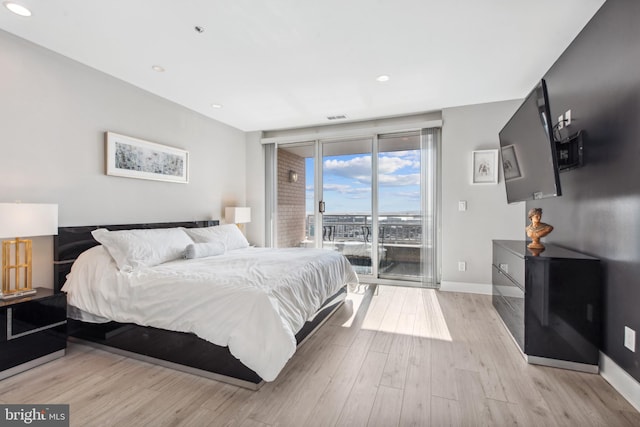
306, 149, 421, 215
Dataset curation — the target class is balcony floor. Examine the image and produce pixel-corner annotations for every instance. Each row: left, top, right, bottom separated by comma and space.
381, 261, 422, 278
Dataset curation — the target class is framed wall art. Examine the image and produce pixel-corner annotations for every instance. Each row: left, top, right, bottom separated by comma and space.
105, 132, 189, 183
471, 149, 498, 184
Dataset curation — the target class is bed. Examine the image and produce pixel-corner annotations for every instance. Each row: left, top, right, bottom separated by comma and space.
54, 220, 358, 389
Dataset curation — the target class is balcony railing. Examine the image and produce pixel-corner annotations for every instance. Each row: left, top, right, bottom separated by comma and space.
305, 214, 427, 245
296, 214, 431, 279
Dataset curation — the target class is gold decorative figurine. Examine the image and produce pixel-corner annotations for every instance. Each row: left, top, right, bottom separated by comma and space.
526, 208, 553, 250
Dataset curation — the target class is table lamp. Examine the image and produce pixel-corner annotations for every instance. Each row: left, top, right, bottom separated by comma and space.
0, 203, 58, 299
225, 207, 251, 234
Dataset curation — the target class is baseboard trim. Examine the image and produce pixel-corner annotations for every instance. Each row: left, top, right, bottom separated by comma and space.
599, 351, 640, 412
439, 281, 492, 295
527, 354, 598, 374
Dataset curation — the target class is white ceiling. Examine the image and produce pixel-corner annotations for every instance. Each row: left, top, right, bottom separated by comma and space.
0, 0, 605, 132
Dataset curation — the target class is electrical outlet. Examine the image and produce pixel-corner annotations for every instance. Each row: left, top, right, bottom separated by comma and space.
558, 114, 564, 129
458, 261, 466, 272
458, 200, 467, 211
624, 326, 636, 352
499, 263, 508, 273
565, 109, 572, 126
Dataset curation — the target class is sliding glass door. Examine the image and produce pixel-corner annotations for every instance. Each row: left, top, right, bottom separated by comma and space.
321, 138, 373, 276
270, 127, 439, 286
377, 132, 425, 281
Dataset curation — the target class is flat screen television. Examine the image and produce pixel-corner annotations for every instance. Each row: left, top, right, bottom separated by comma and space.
499, 79, 561, 204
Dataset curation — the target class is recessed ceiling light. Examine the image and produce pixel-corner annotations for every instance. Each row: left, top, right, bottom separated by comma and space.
211, 103, 223, 109
151, 65, 165, 72
4, 1, 32, 17
376, 75, 390, 82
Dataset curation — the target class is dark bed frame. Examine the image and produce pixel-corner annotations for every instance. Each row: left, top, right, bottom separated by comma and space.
53, 220, 346, 390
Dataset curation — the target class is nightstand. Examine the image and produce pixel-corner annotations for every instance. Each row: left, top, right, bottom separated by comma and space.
0, 288, 67, 380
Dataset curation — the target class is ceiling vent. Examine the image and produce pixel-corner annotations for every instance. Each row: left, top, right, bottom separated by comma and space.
327, 115, 347, 121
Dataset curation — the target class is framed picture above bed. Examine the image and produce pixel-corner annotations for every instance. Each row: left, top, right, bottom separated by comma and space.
105, 132, 189, 183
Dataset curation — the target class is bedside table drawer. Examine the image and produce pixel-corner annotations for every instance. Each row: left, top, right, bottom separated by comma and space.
0, 289, 67, 379
7, 297, 66, 339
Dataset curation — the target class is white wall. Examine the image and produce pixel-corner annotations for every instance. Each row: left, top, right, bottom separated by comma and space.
0, 30, 246, 288
440, 100, 525, 290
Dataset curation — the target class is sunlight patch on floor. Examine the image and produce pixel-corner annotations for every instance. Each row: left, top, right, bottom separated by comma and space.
341, 284, 452, 342
416, 288, 452, 341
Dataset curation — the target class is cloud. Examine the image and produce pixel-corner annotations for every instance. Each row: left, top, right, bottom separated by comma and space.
306, 184, 370, 204
383, 150, 421, 163
323, 153, 419, 186
323, 156, 371, 180
379, 173, 420, 186
323, 183, 370, 195
379, 156, 418, 174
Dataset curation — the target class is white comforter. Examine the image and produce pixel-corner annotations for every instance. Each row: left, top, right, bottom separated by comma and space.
62, 246, 358, 381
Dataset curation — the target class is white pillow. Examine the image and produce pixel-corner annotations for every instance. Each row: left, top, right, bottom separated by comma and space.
92, 227, 193, 272
184, 224, 249, 251
61, 245, 116, 293
184, 241, 226, 259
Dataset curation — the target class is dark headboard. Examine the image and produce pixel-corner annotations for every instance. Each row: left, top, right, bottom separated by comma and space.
53, 220, 219, 292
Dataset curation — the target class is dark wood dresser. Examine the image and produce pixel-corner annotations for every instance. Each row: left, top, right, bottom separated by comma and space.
492, 240, 602, 372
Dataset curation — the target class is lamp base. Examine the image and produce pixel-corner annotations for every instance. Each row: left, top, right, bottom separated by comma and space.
2, 237, 33, 296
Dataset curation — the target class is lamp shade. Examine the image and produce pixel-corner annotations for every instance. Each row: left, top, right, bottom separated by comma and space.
0, 203, 59, 238
225, 207, 251, 224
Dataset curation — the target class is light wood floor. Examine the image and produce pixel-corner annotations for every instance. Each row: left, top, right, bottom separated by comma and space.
1, 285, 638, 426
